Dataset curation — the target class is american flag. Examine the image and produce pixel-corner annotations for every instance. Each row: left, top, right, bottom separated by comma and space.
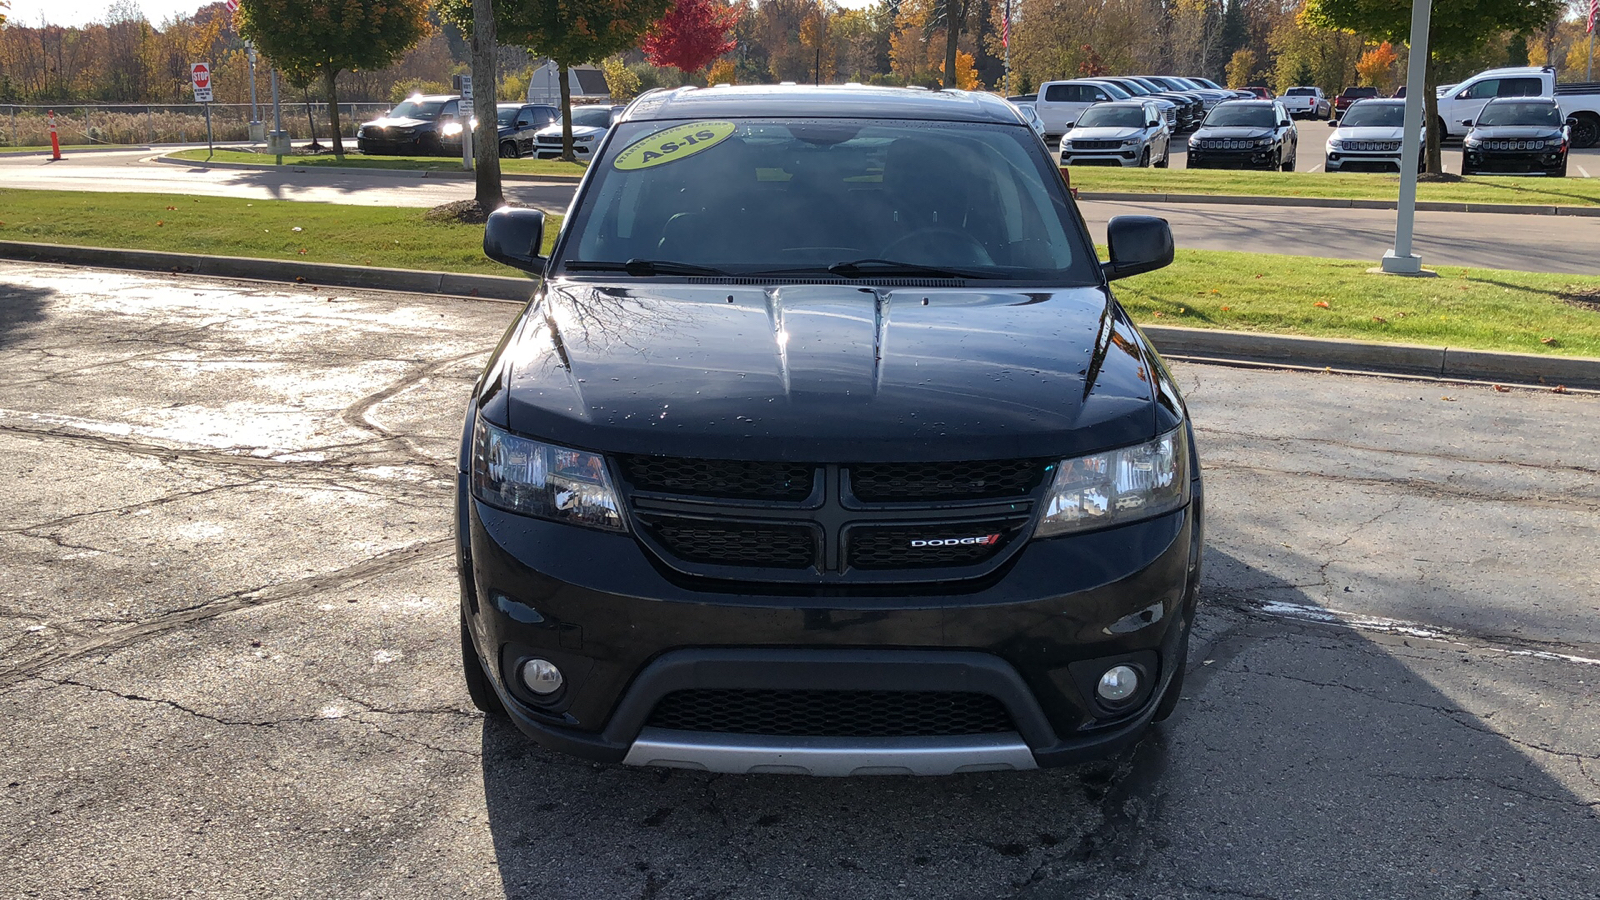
1590, 0, 1598, 35
225, 0, 239, 13
1002, 0, 1010, 50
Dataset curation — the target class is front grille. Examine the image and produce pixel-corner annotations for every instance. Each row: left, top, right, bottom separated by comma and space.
620, 455, 815, 501
1346, 140, 1400, 152
847, 519, 1022, 570
1069, 139, 1122, 151
641, 516, 817, 569
646, 689, 1015, 736
1482, 139, 1546, 151
848, 459, 1045, 502
1199, 138, 1261, 150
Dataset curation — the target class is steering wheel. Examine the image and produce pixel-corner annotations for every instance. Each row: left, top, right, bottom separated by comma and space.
878, 228, 994, 268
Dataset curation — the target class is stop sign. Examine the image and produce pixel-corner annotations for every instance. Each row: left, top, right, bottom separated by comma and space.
191, 63, 210, 89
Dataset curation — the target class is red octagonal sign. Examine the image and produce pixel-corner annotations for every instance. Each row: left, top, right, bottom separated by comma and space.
191, 63, 210, 89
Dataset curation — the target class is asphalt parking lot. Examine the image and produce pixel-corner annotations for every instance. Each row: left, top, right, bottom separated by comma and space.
1, 263, 1596, 899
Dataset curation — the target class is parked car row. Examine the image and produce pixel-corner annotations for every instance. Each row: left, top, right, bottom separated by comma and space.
1028, 74, 1252, 144
356, 93, 623, 159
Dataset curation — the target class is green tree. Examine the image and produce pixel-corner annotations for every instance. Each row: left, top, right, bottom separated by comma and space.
1306, 0, 1563, 173
237, 0, 431, 160
443, 0, 673, 160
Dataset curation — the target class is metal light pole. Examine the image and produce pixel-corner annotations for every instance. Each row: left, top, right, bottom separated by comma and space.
1380, 0, 1434, 276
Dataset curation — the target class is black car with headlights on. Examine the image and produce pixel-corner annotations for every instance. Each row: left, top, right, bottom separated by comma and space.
458, 84, 1203, 777
356, 94, 463, 156
1461, 97, 1570, 176
1187, 99, 1298, 171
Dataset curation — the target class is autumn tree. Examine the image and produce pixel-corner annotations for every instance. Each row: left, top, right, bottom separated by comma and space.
642, 0, 739, 76
238, 0, 431, 160
1306, 0, 1564, 173
444, 0, 671, 160
1356, 40, 1400, 93
1225, 48, 1257, 88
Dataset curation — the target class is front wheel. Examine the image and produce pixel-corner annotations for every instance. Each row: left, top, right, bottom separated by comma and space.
1555, 155, 1569, 178
461, 614, 507, 716
499, 141, 520, 159
1280, 151, 1295, 172
1155, 145, 1170, 168
1138, 147, 1151, 168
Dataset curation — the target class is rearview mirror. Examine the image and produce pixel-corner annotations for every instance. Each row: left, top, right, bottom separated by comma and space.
484, 207, 547, 274
1102, 216, 1174, 281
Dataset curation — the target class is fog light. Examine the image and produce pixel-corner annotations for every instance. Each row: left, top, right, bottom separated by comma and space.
519, 658, 564, 695
1097, 665, 1139, 703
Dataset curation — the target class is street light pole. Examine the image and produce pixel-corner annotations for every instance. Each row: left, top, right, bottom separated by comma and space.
1380, 0, 1434, 276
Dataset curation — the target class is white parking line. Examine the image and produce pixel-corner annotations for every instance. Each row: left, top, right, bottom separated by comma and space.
1308, 164, 1324, 173
1579, 165, 1592, 178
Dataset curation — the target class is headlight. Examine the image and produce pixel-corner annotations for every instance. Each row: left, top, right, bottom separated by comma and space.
1464, 136, 1482, 147
1035, 426, 1190, 538
442, 122, 463, 137
470, 419, 626, 532
575, 135, 595, 142
1326, 139, 1343, 151
1254, 138, 1274, 148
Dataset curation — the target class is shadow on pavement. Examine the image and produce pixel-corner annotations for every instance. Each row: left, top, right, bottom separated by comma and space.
0, 281, 53, 350
476, 556, 1596, 899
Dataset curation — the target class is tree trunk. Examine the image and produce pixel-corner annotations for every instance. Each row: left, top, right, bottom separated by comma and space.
303, 84, 319, 151
942, 0, 960, 89
471, 0, 503, 209
323, 69, 344, 161
1423, 54, 1441, 175
558, 61, 574, 162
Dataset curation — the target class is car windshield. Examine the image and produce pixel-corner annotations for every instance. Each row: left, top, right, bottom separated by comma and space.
1286, 88, 1317, 96
1111, 80, 1151, 96
497, 108, 522, 126
1340, 103, 1406, 128
1077, 106, 1148, 128
388, 99, 445, 120
1342, 88, 1377, 98
1203, 105, 1275, 127
1478, 102, 1563, 127
560, 106, 613, 128
559, 118, 1097, 283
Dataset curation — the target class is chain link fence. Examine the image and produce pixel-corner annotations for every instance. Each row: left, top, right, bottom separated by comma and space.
0, 102, 394, 149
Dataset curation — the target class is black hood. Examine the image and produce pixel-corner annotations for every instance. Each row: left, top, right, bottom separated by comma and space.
1194, 125, 1274, 140
476, 282, 1176, 463
1470, 125, 1563, 141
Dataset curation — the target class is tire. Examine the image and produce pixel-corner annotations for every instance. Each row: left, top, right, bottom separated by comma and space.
1152, 616, 1192, 723
1571, 114, 1600, 149
461, 614, 507, 716
1460, 165, 1475, 177
1155, 145, 1170, 168
499, 141, 520, 159
1555, 155, 1569, 178
1138, 147, 1151, 168
1280, 151, 1295, 173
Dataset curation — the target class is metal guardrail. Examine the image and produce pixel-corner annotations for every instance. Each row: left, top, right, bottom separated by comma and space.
0, 102, 394, 148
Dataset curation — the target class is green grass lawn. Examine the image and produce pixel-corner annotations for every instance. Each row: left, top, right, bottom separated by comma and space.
168, 147, 586, 178
3, 188, 1597, 357
0, 145, 104, 153
0, 189, 557, 277
1115, 247, 1600, 358
1067, 166, 1600, 208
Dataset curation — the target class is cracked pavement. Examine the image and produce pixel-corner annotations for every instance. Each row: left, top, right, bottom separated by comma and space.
0, 261, 1595, 899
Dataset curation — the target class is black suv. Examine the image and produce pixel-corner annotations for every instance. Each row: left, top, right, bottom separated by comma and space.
458, 85, 1203, 776
1462, 97, 1570, 177
1188, 99, 1299, 171
357, 94, 464, 156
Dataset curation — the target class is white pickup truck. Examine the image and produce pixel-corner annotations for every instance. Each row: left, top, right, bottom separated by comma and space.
1435, 66, 1600, 148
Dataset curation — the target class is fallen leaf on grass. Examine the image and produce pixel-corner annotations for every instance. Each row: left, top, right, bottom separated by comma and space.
1152, 311, 1165, 317
1208, 289, 1220, 294
165, 205, 176, 210
1220, 306, 1232, 312
155, 220, 163, 226
292, 226, 303, 233
1372, 316, 1387, 323
1313, 301, 1330, 309
1254, 274, 1265, 279
1540, 337, 1559, 346
297, 248, 308, 255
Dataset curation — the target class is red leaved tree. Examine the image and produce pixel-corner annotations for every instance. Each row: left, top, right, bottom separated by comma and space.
642, 0, 740, 75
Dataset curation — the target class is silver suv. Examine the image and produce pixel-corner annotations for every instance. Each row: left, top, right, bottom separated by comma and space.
1061, 101, 1172, 168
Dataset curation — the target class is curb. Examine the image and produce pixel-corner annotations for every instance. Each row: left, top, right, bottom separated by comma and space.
152, 153, 585, 183
1140, 325, 1600, 390
2, 241, 1594, 390
0, 240, 535, 303
1076, 191, 1600, 218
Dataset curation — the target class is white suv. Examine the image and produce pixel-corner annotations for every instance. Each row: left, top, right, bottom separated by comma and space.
1060, 101, 1172, 168
1324, 99, 1414, 173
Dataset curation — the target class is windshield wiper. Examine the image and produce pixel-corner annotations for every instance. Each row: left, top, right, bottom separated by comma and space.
565, 259, 730, 277
826, 258, 998, 279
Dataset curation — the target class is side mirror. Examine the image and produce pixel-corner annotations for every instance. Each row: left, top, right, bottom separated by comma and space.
1102, 215, 1174, 281
1279, 119, 1292, 128
1462, 119, 1473, 128
1327, 119, 1339, 127
484, 207, 547, 273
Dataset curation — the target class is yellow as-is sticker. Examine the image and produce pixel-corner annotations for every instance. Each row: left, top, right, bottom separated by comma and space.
614, 121, 737, 170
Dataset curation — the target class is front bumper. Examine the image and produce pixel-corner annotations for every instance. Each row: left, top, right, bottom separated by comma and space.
1463, 147, 1566, 173
357, 135, 427, 155
1325, 150, 1404, 172
1187, 147, 1278, 169
535, 140, 594, 159
1061, 148, 1145, 167
460, 481, 1203, 773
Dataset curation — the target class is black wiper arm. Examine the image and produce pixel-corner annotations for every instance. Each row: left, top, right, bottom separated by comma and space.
826, 258, 997, 279
565, 259, 730, 277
